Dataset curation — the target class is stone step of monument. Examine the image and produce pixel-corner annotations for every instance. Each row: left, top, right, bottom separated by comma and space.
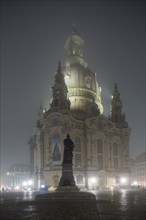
35, 191, 96, 201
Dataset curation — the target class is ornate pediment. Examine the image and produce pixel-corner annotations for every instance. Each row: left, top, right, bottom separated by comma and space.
85, 115, 115, 131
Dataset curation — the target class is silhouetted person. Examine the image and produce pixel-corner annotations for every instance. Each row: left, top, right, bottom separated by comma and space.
63, 134, 74, 164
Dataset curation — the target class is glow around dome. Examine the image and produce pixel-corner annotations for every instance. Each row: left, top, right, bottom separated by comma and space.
63, 31, 103, 115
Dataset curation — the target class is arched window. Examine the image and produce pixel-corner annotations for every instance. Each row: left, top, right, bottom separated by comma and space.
97, 139, 103, 153
76, 175, 83, 185
113, 143, 119, 169
97, 139, 103, 170
113, 143, 118, 156
75, 137, 81, 152
52, 134, 61, 166
64, 74, 71, 86
74, 137, 81, 168
75, 154, 81, 167
85, 77, 91, 88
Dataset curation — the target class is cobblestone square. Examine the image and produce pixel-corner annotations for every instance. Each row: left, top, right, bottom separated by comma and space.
0, 189, 146, 220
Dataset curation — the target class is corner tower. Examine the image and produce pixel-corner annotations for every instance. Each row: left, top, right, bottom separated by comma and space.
110, 83, 127, 125
49, 61, 70, 113
63, 27, 103, 117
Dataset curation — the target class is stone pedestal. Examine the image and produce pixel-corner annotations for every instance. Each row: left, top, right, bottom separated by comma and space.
57, 163, 79, 191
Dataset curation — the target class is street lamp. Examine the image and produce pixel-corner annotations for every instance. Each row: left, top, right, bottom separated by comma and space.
28, 180, 33, 186
90, 177, 96, 190
120, 177, 127, 188
22, 179, 34, 190
22, 181, 27, 187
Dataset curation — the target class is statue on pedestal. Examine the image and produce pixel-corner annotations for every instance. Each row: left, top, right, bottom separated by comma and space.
63, 134, 74, 164
57, 134, 77, 188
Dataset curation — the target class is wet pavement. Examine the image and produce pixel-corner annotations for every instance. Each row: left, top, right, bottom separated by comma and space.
95, 189, 146, 220
0, 189, 146, 220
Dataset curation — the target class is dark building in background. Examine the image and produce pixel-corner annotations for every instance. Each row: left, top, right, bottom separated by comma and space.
28, 29, 130, 189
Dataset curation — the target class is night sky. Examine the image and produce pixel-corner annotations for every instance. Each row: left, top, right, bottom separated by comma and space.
1, 0, 145, 172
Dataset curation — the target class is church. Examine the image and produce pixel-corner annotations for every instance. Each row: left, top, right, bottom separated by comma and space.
29, 28, 130, 190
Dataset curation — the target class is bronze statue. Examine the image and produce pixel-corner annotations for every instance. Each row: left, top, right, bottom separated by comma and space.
63, 134, 74, 164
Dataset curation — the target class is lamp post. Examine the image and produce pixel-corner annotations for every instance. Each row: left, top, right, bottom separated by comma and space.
90, 177, 96, 190
120, 177, 127, 188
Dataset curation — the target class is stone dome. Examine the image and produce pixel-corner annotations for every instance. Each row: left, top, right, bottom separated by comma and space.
63, 31, 103, 115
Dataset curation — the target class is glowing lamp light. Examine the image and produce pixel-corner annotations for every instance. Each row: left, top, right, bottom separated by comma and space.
15, 186, 20, 190
90, 177, 96, 184
65, 74, 70, 85
133, 181, 138, 186
90, 177, 97, 190
22, 181, 27, 187
120, 177, 127, 184
28, 180, 33, 186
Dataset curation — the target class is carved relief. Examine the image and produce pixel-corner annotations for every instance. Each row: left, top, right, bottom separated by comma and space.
52, 118, 60, 126
43, 127, 50, 134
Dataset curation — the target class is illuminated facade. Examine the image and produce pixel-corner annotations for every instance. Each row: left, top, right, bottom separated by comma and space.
136, 152, 146, 187
5, 164, 31, 189
29, 29, 130, 189
129, 153, 146, 187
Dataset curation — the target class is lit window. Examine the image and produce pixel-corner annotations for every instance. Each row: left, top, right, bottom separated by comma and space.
97, 139, 104, 169
113, 143, 119, 169
75, 154, 81, 167
85, 77, 91, 88
97, 155, 103, 169
52, 134, 61, 166
113, 143, 118, 156
64, 74, 71, 86
75, 137, 81, 152
97, 139, 103, 153
76, 175, 83, 184
114, 158, 119, 169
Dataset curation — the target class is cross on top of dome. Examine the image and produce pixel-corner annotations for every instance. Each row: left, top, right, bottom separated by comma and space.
71, 24, 81, 36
